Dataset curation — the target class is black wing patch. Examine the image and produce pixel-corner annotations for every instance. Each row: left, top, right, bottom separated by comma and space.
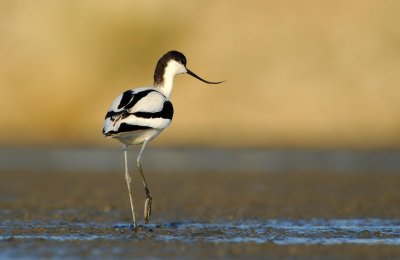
133, 101, 173, 120
117, 89, 155, 110
117, 90, 133, 109
104, 123, 152, 136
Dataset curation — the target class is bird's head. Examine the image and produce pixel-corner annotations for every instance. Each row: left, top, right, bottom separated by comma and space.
154, 50, 224, 86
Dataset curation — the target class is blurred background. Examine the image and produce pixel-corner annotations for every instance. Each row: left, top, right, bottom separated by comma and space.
1, 0, 400, 173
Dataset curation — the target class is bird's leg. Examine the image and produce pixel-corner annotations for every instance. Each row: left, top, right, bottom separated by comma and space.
123, 144, 137, 229
137, 140, 152, 224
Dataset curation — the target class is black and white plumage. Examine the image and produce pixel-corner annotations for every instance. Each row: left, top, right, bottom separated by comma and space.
102, 50, 223, 229
103, 88, 173, 144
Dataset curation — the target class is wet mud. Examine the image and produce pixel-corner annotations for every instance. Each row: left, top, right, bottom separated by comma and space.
1, 171, 400, 258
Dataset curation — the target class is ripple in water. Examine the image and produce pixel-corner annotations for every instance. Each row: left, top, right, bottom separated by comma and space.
1, 219, 400, 245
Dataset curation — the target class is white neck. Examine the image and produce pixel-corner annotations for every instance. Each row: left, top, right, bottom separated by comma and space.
155, 70, 174, 99
154, 60, 186, 99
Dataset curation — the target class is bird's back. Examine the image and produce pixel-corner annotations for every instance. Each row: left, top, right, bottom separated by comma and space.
103, 87, 174, 145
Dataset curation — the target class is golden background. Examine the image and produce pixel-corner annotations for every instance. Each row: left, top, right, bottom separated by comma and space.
1, 0, 399, 148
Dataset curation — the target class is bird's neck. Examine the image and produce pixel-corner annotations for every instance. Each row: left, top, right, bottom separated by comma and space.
156, 79, 174, 99
154, 68, 176, 99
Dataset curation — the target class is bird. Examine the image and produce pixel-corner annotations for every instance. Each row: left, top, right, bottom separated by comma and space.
102, 50, 224, 229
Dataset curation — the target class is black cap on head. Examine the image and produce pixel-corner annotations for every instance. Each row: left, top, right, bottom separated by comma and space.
161, 50, 187, 66
154, 51, 186, 85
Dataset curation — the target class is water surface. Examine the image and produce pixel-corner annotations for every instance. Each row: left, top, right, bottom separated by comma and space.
1, 219, 399, 245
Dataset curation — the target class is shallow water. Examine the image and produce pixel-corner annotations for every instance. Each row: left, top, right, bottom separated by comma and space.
1, 171, 400, 258
1, 219, 399, 245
